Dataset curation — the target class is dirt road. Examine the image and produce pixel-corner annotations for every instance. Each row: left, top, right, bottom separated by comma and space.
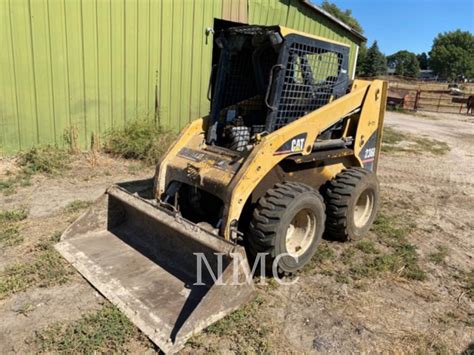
0, 111, 472, 353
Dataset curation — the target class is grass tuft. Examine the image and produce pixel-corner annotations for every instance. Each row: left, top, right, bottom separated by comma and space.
372, 213, 409, 241
19, 146, 71, 175
301, 242, 335, 275
35, 305, 139, 353
0, 209, 28, 247
382, 127, 450, 155
104, 119, 176, 165
350, 243, 426, 281
200, 296, 271, 352
0, 234, 73, 299
0, 209, 27, 223
459, 270, 474, 301
355, 240, 379, 254
64, 200, 93, 214
428, 245, 449, 264
349, 212, 427, 281
0, 226, 23, 247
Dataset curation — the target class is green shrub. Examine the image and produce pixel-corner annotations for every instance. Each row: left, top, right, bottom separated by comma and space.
19, 146, 71, 175
104, 120, 176, 165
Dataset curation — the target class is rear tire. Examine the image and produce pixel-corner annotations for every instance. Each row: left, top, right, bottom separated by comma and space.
248, 182, 326, 273
323, 167, 380, 241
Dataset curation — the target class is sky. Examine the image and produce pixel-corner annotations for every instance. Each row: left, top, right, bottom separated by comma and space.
320, 0, 474, 55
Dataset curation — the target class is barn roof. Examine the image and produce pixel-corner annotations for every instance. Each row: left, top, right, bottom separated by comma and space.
299, 0, 366, 42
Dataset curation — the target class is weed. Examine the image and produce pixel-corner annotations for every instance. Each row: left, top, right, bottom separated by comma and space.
0, 209, 27, 247
382, 127, 407, 146
205, 296, 272, 352
0, 240, 73, 299
19, 146, 71, 175
63, 126, 80, 153
411, 136, 450, 156
459, 270, 474, 301
104, 119, 175, 165
0, 173, 31, 196
372, 213, 409, 241
50, 231, 63, 243
335, 274, 351, 284
381, 127, 450, 155
301, 242, 335, 274
428, 245, 449, 264
0, 209, 27, 223
355, 240, 378, 254
314, 243, 335, 262
0, 226, 23, 247
350, 243, 425, 281
35, 305, 139, 352
403, 333, 450, 355
0, 179, 16, 195
341, 247, 356, 265
352, 212, 426, 281
64, 200, 93, 214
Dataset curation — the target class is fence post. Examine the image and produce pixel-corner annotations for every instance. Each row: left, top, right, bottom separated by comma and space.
414, 90, 421, 110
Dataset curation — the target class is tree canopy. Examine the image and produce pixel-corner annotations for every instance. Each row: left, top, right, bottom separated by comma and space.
429, 30, 474, 80
416, 52, 430, 70
387, 50, 420, 78
360, 41, 387, 77
320, 0, 364, 34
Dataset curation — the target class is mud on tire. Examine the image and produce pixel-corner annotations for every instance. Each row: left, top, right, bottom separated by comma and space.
248, 182, 326, 274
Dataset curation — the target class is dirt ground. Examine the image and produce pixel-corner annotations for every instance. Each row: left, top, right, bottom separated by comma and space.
0, 111, 473, 353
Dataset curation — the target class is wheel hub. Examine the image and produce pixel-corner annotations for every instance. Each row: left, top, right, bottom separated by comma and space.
285, 209, 316, 257
354, 189, 375, 228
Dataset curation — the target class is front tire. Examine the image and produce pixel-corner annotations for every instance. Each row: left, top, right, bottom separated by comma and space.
324, 167, 380, 241
248, 182, 326, 273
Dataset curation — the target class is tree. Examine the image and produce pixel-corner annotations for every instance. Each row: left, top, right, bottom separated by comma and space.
320, 0, 364, 34
416, 52, 429, 70
319, 1, 369, 77
387, 50, 420, 78
429, 30, 474, 80
355, 44, 367, 76
362, 41, 387, 77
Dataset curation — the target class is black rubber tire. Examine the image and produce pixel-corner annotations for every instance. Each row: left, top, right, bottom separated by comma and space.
248, 182, 326, 274
323, 167, 380, 242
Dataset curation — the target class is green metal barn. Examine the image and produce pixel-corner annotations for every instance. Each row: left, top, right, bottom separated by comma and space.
0, 0, 364, 154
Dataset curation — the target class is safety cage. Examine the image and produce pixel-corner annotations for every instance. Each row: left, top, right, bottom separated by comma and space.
207, 26, 350, 150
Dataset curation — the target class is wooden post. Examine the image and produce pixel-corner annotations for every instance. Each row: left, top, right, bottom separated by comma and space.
414, 90, 421, 110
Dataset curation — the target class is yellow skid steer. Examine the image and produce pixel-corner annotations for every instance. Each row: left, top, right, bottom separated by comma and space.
56, 25, 387, 353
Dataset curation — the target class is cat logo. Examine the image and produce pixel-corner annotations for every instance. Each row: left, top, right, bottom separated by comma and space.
291, 138, 305, 152
274, 133, 307, 155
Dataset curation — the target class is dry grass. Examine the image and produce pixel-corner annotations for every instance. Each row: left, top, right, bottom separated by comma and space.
0, 209, 27, 247
64, 200, 93, 214
382, 127, 450, 155
35, 305, 142, 353
188, 296, 272, 353
0, 233, 73, 299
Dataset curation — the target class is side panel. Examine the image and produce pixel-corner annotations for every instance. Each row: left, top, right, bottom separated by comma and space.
353, 80, 387, 172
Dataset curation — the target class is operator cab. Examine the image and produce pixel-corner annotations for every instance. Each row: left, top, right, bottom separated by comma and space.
207, 25, 351, 152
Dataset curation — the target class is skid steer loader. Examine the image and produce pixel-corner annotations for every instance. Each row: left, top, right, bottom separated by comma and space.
56, 25, 387, 353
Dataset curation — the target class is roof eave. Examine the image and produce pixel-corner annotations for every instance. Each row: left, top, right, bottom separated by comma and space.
299, 0, 367, 43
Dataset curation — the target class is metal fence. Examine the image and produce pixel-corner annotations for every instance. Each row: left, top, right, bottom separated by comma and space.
402, 90, 471, 114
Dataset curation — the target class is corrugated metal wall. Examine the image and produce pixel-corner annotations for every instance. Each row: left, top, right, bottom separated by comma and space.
0, 0, 360, 155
